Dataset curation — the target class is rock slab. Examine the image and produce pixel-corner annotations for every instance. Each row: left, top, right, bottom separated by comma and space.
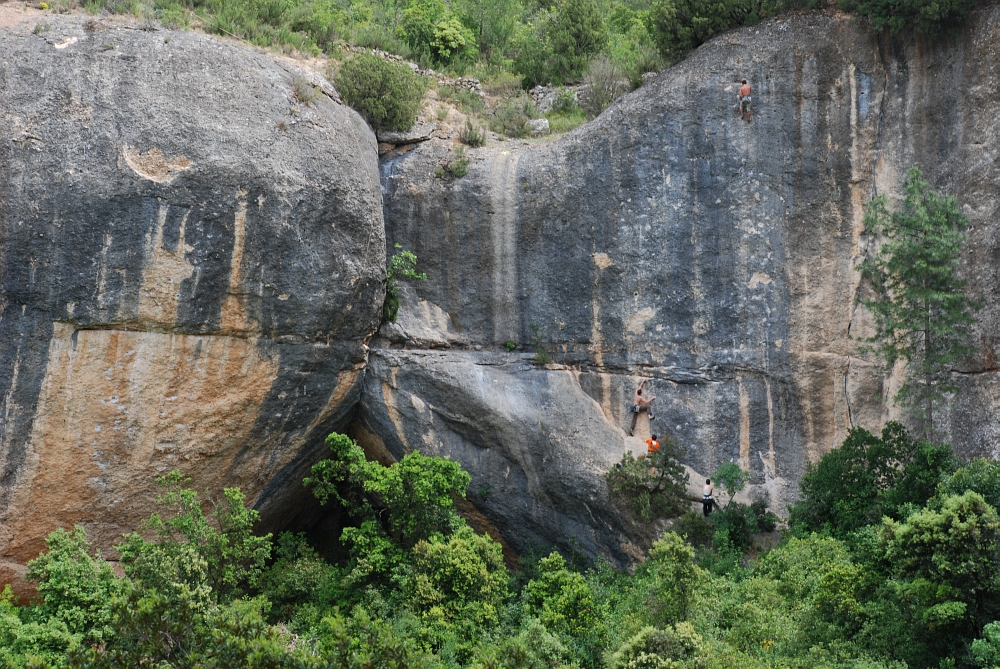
0, 16, 384, 589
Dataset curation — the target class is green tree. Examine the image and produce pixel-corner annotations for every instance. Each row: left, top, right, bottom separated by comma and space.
643, 533, 703, 627
971, 620, 1000, 669
788, 422, 953, 538
455, 0, 522, 60
882, 491, 1000, 640
335, 54, 425, 132
606, 433, 690, 522
711, 462, 751, 508
116, 471, 272, 605
608, 623, 704, 669
848, 0, 976, 35
383, 243, 428, 322
403, 525, 510, 645
859, 167, 978, 436
645, 0, 759, 61
523, 552, 602, 637
24, 526, 123, 644
305, 432, 471, 584
431, 17, 477, 63
938, 458, 1000, 511
548, 0, 607, 82
399, 0, 448, 59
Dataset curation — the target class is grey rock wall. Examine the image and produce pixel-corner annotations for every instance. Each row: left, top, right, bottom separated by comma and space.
0, 16, 384, 587
371, 9, 1000, 562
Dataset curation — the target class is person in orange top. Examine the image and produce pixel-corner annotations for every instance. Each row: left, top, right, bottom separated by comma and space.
737, 79, 752, 121
646, 434, 661, 456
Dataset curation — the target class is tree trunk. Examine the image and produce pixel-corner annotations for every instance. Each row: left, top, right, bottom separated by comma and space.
925, 326, 933, 439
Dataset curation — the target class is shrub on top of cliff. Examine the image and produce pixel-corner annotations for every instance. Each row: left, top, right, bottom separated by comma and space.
382, 243, 427, 323
335, 54, 426, 132
842, 0, 976, 34
645, 0, 763, 61
292, 76, 322, 105
606, 434, 690, 522
489, 95, 537, 138
579, 55, 630, 118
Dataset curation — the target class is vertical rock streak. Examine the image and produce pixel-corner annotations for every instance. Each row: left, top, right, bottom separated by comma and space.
489, 152, 521, 344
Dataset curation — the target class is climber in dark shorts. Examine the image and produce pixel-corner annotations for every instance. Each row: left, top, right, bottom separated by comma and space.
628, 379, 655, 436
737, 79, 752, 122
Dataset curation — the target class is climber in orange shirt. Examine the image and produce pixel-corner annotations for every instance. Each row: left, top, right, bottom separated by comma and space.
646, 434, 660, 456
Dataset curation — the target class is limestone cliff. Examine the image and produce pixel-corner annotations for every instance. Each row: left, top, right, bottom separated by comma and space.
370, 9, 1000, 563
0, 15, 384, 588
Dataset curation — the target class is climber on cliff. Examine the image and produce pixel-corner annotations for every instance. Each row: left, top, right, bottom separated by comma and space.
737, 79, 752, 122
646, 434, 660, 456
628, 379, 655, 437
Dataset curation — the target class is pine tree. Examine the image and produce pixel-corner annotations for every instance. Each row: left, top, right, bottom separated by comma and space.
858, 167, 978, 436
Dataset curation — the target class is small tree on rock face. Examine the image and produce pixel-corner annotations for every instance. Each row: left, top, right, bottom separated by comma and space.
383, 243, 427, 322
711, 462, 751, 508
859, 167, 978, 437
606, 434, 689, 522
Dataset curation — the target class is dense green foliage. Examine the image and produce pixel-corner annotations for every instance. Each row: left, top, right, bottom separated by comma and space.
6, 429, 1000, 669
788, 421, 957, 538
335, 54, 426, 131
606, 434, 689, 522
859, 168, 979, 434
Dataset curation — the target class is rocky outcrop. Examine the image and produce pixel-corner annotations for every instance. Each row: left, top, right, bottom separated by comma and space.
0, 16, 384, 588
371, 9, 1000, 562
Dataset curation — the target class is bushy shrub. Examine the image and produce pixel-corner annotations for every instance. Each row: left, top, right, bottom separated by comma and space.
292, 76, 322, 105
523, 552, 602, 637
335, 54, 425, 132
606, 434, 690, 522
645, 0, 761, 61
24, 527, 122, 644
431, 17, 477, 63
644, 533, 703, 627
845, 0, 976, 34
380, 244, 427, 323
489, 96, 537, 138
579, 55, 629, 118
460, 119, 487, 147
609, 623, 705, 669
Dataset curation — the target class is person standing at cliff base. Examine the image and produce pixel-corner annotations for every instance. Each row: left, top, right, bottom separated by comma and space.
703, 479, 714, 516
737, 79, 752, 121
646, 434, 660, 456
628, 379, 656, 436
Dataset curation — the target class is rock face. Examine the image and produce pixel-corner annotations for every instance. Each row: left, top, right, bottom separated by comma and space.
0, 16, 384, 587
372, 9, 1000, 562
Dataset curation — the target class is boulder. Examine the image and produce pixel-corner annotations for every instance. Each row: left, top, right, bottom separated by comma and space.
376, 121, 438, 145
527, 118, 550, 136
0, 16, 384, 590
375, 9, 1000, 562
